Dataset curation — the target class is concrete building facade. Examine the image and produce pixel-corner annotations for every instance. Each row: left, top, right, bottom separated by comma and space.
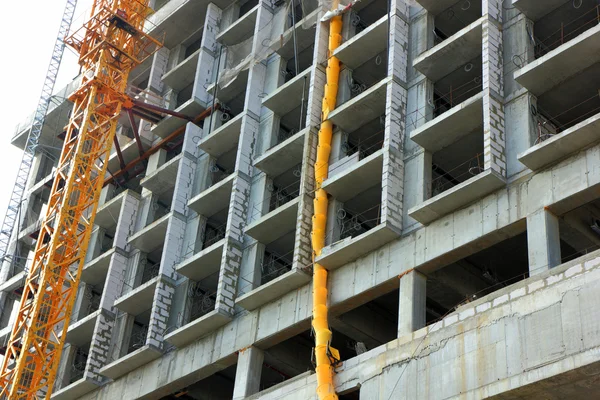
2, 0, 600, 398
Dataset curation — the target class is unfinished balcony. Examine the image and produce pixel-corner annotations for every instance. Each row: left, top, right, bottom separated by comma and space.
164, 277, 229, 348
141, 152, 182, 203
514, 2, 600, 97
217, 1, 259, 46
255, 127, 307, 177
107, 124, 151, 173
518, 62, 600, 170
334, 14, 387, 71
128, 208, 171, 254
100, 311, 160, 380
52, 345, 95, 400
414, 17, 483, 82
262, 67, 311, 126
0, 261, 27, 296
65, 288, 102, 348
114, 260, 160, 316
175, 215, 228, 282
409, 129, 505, 225
80, 229, 115, 287
273, 7, 319, 62
237, 217, 310, 311
198, 112, 244, 158
162, 33, 203, 93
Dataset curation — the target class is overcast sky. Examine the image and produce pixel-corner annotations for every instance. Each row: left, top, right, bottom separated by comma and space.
0, 0, 93, 227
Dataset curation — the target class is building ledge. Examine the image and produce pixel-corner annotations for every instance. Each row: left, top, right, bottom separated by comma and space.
141, 153, 182, 196
414, 18, 483, 82
198, 113, 244, 157
519, 112, 600, 171
262, 67, 311, 116
514, 24, 600, 97
81, 248, 115, 286
175, 238, 225, 281
414, 0, 462, 15
162, 48, 201, 91
236, 267, 311, 311
410, 92, 484, 152
164, 310, 231, 348
207, 68, 249, 104
408, 169, 506, 225
108, 135, 151, 173
0, 270, 26, 294
151, 98, 204, 139
114, 276, 159, 315
51, 377, 100, 400
275, 8, 319, 60
128, 212, 171, 253
188, 174, 234, 217
316, 223, 400, 270
322, 149, 383, 202
95, 192, 126, 230
245, 196, 300, 244
334, 15, 387, 70
511, 0, 567, 21
99, 345, 161, 380
254, 127, 307, 177
217, 4, 259, 46
329, 77, 390, 132
66, 310, 100, 347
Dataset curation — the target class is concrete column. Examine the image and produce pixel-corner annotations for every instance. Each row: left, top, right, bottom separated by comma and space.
233, 346, 264, 399
398, 270, 426, 337
55, 343, 77, 390
527, 209, 561, 276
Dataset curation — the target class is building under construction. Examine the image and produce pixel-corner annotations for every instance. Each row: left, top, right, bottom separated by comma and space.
1, 0, 600, 398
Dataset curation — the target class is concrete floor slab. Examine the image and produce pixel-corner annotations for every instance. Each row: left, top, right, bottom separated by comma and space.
51, 377, 99, 400
410, 92, 484, 152
414, 18, 483, 82
245, 196, 300, 244
514, 25, 600, 97
207, 68, 249, 104
151, 99, 204, 139
162, 49, 201, 92
334, 15, 388, 70
329, 77, 390, 132
414, 0, 462, 15
236, 268, 311, 311
408, 169, 506, 225
188, 174, 234, 217
317, 223, 400, 270
217, 5, 259, 46
66, 310, 100, 347
81, 248, 115, 286
198, 113, 244, 157
99, 345, 162, 380
262, 67, 311, 116
0, 271, 25, 294
128, 212, 171, 253
322, 149, 384, 202
519, 112, 600, 171
511, 0, 568, 21
95, 192, 125, 230
254, 128, 307, 177
164, 310, 231, 348
141, 153, 182, 195
113, 276, 159, 315
175, 238, 225, 281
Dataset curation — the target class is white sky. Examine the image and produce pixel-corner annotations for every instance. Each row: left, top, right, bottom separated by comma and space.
0, 0, 93, 225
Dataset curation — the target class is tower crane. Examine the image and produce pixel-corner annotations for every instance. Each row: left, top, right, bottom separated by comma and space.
0, 0, 162, 398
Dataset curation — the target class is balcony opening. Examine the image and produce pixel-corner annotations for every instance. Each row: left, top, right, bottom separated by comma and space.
532, 0, 600, 60
346, 52, 388, 102
349, 0, 387, 38
328, 183, 382, 245
425, 232, 529, 326
432, 0, 481, 46
239, 0, 259, 18
433, 56, 482, 119
332, 288, 399, 354
534, 61, 600, 144
330, 117, 385, 176
160, 365, 236, 400
206, 148, 236, 190
428, 128, 483, 199
33, 148, 60, 186
276, 103, 305, 145
260, 230, 295, 286
556, 197, 600, 267
70, 344, 90, 384
184, 35, 203, 60
202, 211, 228, 251
264, 163, 302, 215
72, 284, 102, 324
181, 273, 218, 327
126, 311, 151, 355
282, 42, 314, 84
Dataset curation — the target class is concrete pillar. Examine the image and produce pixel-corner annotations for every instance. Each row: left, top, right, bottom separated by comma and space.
233, 346, 264, 399
398, 270, 426, 337
55, 343, 77, 390
527, 209, 561, 276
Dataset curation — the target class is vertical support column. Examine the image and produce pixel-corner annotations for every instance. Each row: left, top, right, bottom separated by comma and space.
527, 208, 561, 276
55, 343, 77, 390
193, 3, 222, 107
233, 346, 264, 399
398, 270, 426, 337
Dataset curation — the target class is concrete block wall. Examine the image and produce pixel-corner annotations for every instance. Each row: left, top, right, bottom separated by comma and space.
193, 4, 222, 106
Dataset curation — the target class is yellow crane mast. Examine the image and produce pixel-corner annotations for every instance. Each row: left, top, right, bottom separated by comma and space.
0, 1, 161, 398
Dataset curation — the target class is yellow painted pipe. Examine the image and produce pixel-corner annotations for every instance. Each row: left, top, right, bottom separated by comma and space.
312, 2, 343, 399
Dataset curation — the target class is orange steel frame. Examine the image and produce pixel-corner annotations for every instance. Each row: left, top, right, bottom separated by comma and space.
0, 1, 161, 398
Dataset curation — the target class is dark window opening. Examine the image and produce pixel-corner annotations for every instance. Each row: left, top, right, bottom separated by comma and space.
432, 0, 482, 46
